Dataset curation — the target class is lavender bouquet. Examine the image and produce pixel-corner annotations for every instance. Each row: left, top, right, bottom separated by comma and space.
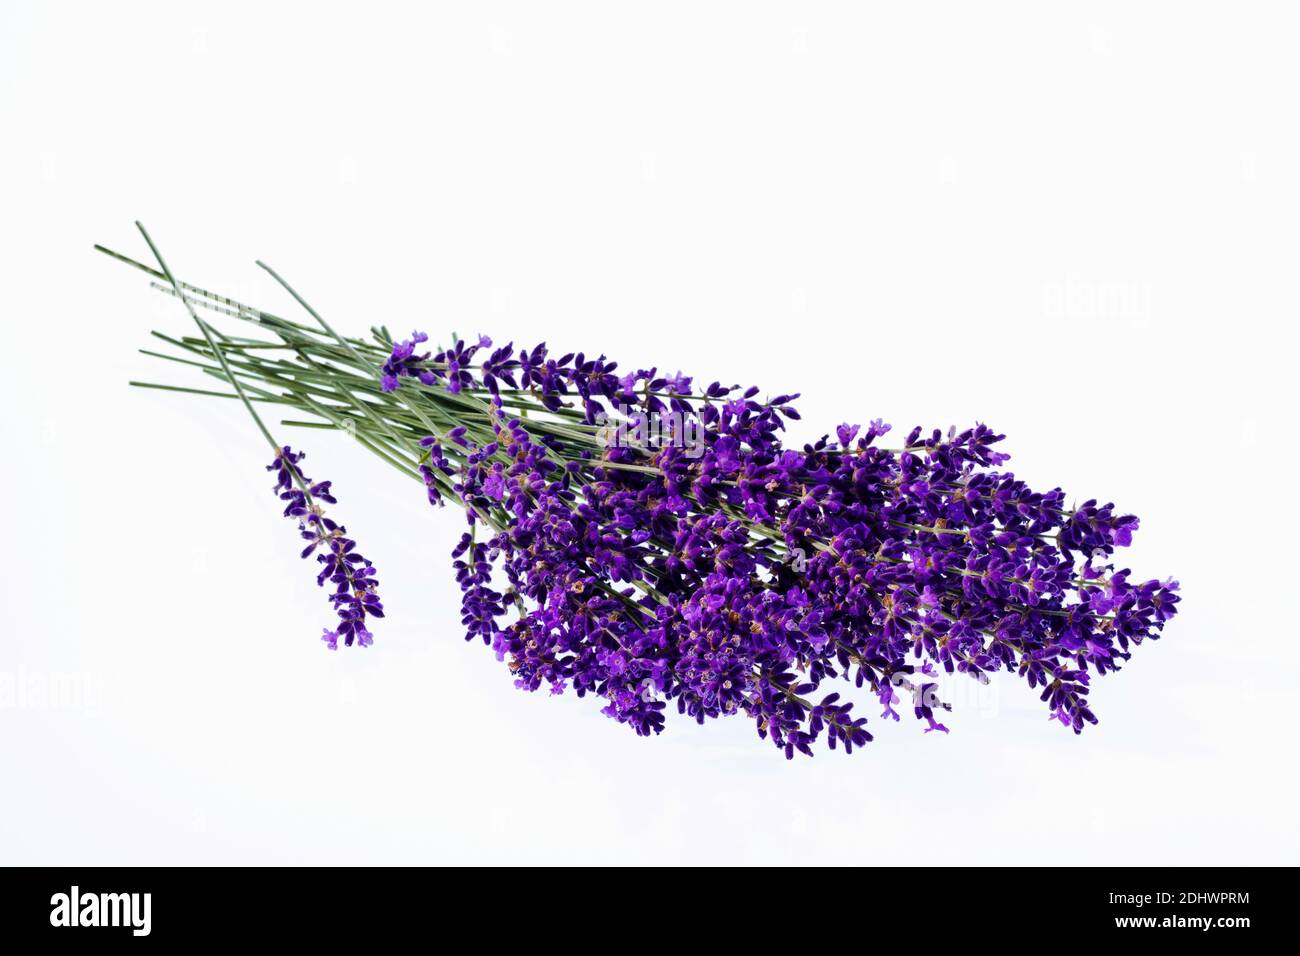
105, 225, 1179, 758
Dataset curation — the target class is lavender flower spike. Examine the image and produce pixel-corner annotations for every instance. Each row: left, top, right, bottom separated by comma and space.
268, 446, 384, 649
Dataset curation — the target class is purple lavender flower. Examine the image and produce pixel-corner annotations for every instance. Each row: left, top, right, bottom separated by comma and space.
376, 331, 1180, 758
379, 331, 430, 392
380, 332, 496, 395
268, 446, 383, 648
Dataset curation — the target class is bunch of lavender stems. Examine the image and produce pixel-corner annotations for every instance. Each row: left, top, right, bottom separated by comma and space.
105, 245, 783, 553
104, 230, 1179, 757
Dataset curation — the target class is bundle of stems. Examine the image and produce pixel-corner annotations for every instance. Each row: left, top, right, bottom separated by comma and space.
104, 246, 715, 536
103, 226, 1178, 758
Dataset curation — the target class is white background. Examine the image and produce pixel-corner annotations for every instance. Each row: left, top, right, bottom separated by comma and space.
2, 2, 1297, 865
